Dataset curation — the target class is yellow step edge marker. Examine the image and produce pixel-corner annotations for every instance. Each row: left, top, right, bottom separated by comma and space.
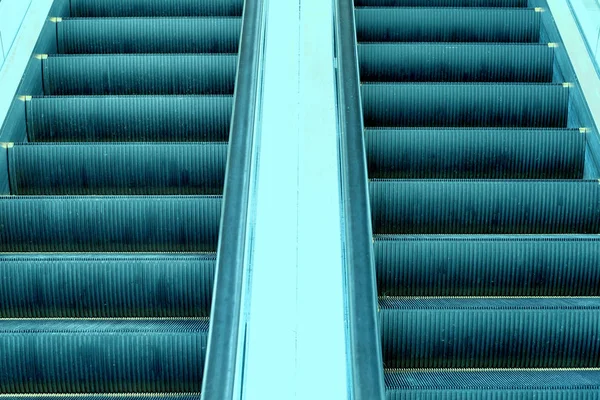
548, 42, 559, 48
535, 7, 545, 12
580, 127, 590, 133
49, 17, 62, 23
34, 54, 48, 60
563, 82, 573, 88
18, 95, 32, 102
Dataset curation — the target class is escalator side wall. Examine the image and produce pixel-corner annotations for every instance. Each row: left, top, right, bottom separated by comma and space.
0, 0, 69, 143
531, 0, 600, 178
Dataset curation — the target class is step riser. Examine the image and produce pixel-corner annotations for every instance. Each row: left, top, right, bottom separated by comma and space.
0, 256, 215, 317
359, 44, 554, 83
381, 308, 600, 368
370, 181, 600, 234
26, 97, 233, 142
355, 8, 540, 43
366, 129, 584, 179
70, 0, 243, 17
43, 56, 237, 96
58, 18, 241, 54
0, 197, 221, 252
9, 144, 227, 195
361, 84, 569, 128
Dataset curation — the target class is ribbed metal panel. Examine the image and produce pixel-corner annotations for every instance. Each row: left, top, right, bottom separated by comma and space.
365, 128, 584, 179
26, 96, 233, 142
0, 396, 203, 400
385, 370, 600, 399
0, 319, 208, 393
356, 0, 528, 6
370, 180, 600, 234
0, 254, 215, 317
361, 84, 569, 128
355, 8, 540, 43
385, 369, 600, 390
70, 0, 243, 17
9, 143, 227, 195
0, 196, 221, 252
387, 389, 600, 400
374, 235, 600, 297
358, 44, 554, 83
57, 18, 241, 54
43, 55, 237, 95
1, 396, 203, 400
379, 297, 600, 369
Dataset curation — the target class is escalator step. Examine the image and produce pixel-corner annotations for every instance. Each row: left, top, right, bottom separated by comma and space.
385, 369, 600, 399
26, 96, 232, 142
379, 297, 600, 369
374, 235, 600, 297
70, 0, 243, 17
0, 319, 208, 393
0, 196, 221, 252
358, 44, 554, 83
0, 396, 203, 400
356, 0, 528, 6
365, 128, 584, 179
43, 55, 237, 96
355, 8, 540, 43
57, 18, 241, 54
361, 83, 569, 128
370, 180, 600, 234
0, 253, 215, 318
8, 143, 227, 195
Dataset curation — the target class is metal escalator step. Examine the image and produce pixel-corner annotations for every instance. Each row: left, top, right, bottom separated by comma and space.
0, 396, 203, 400
370, 180, 600, 234
358, 44, 554, 83
355, 8, 540, 43
70, 0, 243, 17
26, 96, 232, 142
43, 55, 237, 96
361, 83, 569, 128
365, 128, 584, 179
0, 253, 215, 318
0, 196, 221, 252
8, 143, 227, 195
0, 319, 208, 393
379, 297, 600, 369
57, 17, 241, 54
385, 369, 600, 399
356, 0, 527, 6
374, 235, 600, 297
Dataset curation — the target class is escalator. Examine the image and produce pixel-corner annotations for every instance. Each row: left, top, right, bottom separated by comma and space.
337, 0, 600, 398
0, 0, 259, 398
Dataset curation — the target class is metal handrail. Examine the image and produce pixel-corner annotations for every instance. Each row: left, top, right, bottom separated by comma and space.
334, 0, 386, 398
200, 0, 264, 398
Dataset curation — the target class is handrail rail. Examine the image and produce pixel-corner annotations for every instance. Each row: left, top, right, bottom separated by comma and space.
201, 0, 264, 398
333, 0, 386, 399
